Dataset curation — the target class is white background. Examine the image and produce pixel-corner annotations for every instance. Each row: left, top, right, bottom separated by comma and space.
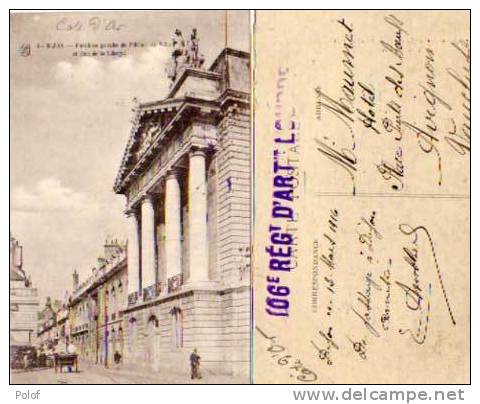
2, 2, 477, 403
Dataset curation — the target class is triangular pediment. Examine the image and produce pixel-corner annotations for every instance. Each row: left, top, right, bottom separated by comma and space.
114, 48, 250, 195
114, 98, 185, 190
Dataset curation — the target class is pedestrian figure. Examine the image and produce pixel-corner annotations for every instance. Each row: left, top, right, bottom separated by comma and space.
67, 340, 77, 355
190, 348, 201, 380
23, 352, 30, 371
66, 340, 77, 373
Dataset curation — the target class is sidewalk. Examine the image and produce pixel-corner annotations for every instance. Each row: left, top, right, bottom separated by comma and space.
89, 359, 249, 384
11, 359, 249, 384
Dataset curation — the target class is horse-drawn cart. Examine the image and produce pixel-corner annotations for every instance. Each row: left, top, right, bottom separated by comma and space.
54, 353, 78, 373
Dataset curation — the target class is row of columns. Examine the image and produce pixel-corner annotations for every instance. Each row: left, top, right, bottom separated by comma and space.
127, 149, 210, 299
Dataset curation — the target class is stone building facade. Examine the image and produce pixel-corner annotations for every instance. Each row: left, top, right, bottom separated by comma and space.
37, 298, 65, 351
113, 47, 251, 377
69, 239, 127, 367
10, 234, 39, 347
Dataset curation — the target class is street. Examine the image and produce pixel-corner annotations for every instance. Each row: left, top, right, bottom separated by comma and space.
10, 360, 248, 384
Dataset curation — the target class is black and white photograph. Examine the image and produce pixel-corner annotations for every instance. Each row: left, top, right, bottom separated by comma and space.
10, 10, 251, 384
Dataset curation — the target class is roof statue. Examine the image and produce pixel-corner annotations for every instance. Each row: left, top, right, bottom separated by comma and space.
167, 28, 205, 82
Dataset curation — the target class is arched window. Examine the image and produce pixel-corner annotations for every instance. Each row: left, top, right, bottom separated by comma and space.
104, 290, 109, 321
145, 314, 158, 362
118, 326, 124, 345
116, 326, 124, 364
111, 286, 116, 318
147, 314, 159, 328
127, 317, 137, 352
170, 307, 183, 348
118, 281, 123, 307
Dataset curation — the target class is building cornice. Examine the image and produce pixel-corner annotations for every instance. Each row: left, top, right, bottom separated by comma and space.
122, 284, 250, 314
114, 97, 221, 194
69, 257, 127, 306
167, 68, 222, 99
113, 47, 251, 195
209, 47, 250, 71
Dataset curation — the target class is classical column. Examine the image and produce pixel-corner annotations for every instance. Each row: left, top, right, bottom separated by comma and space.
141, 195, 156, 291
127, 211, 140, 297
165, 170, 182, 281
188, 149, 209, 284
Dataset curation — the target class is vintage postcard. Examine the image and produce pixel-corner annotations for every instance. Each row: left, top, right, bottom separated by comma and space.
253, 10, 470, 384
10, 10, 251, 384
9, 9, 470, 387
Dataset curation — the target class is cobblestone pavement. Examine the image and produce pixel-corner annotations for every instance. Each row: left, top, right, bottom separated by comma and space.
11, 360, 248, 384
